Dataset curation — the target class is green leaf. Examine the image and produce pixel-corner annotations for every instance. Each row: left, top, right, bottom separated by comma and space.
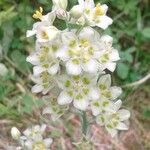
117, 63, 129, 79
68, 23, 83, 30
143, 109, 150, 118
19, 94, 44, 114
142, 28, 150, 39
11, 50, 30, 73
2, 22, 14, 54
120, 50, 133, 63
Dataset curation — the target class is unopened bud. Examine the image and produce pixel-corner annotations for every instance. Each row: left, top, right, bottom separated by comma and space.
11, 127, 21, 140
52, 0, 68, 10
56, 8, 69, 20
0, 63, 8, 76
70, 5, 83, 19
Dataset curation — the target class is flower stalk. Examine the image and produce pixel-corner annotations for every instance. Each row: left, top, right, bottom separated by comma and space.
81, 111, 88, 136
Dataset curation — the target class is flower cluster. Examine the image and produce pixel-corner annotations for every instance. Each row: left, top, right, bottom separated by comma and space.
24, 0, 131, 139
11, 125, 53, 150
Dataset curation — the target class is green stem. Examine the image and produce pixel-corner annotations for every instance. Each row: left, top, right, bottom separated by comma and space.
81, 111, 88, 135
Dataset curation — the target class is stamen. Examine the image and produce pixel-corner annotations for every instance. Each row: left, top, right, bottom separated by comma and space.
33, 7, 43, 20
94, 3, 104, 17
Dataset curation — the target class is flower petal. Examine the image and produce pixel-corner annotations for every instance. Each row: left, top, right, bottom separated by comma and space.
61, 32, 77, 46
91, 100, 101, 116
73, 99, 89, 110
105, 62, 116, 72
101, 4, 108, 14
23, 128, 31, 137
118, 109, 131, 121
116, 122, 128, 130
109, 49, 120, 61
24, 140, 33, 149
97, 16, 113, 30
66, 60, 82, 75
89, 88, 100, 100
100, 35, 113, 46
78, 0, 84, 7
111, 99, 122, 112
56, 47, 69, 61
110, 86, 122, 100
33, 66, 45, 76
85, 0, 95, 8
40, 124, 47, 134
26, 30, 36, 37
96, 115, 105, 126
26, 54, 39, 65
98, 74, 111, 88
44, 138, 53, 148
48, 63, 59, 75
79, 27, 95, 41
82, 59, 99, 74
57, 92, 72, 105
31, 85, 43, 93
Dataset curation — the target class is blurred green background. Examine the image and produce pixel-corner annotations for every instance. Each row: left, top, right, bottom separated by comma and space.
0, 0, 150, 149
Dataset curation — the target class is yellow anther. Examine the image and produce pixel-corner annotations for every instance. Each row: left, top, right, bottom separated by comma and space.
41, 31, 49, 39
94, 3, 104, 17
33, 7, 43, 20
69, 40, 77, 48
80, 39, 89, 47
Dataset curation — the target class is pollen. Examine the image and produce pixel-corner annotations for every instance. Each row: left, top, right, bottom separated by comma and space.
69, 40, 77, 48
94, 3, 104, 17
33, 7, 43, 20
80, 38, 89, 47
41, 31, 49, 39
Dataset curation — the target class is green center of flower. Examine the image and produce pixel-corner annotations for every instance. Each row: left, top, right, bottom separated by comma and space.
32, 141, 46, 150
94, 3, 104, 17
100, 53, 109, 63
40, 72, 52, 88
68, 38, 94, 64
65, 76, 90, 99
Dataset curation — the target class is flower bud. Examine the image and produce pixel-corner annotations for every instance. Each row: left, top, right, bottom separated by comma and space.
52, 0, 68, 10
56, 8, 69, 20
0, 63, 8, 76
70, 5, 83, 19
11, 127, 21, 140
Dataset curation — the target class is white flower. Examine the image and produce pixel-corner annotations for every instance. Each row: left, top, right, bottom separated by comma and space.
56, 27, 101, 75
11, 127, 21, 140
57, 74, 98, 110
96, 101, 130, 137
26, 10, 59, 42
36, 26, 59, 43
70, 0, 113, 29
90, 74, 122, 116
27, 42, 60, 76
96, 35, 120, 72
42, 97, 69, 121
91, 99, 117, 116
97, 74, 122, 100
31, 71, 56, 94
23, 124, 46, 140
13, 125, 53, 150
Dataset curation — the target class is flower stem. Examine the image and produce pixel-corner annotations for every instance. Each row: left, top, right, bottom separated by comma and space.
81, 111, 88, 136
